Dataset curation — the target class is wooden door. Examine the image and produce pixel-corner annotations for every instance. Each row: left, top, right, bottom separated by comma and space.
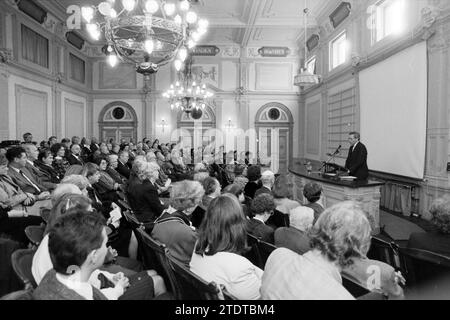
278, 129, 289, 173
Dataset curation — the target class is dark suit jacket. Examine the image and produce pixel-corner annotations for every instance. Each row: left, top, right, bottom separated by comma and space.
90, 143, 100, 153
244, 181, 261, 199
7, 167, 48, 195
34, 160, 61, 184
254, 186, 272, 198
274, 227, 311, 255
106, 167, 126, 185
117, 161, 131, 179
127, 178, 165, 222
66, 153, 84, 166
25, 162, 56, 191
246, 218, 274, 244
345, 142, 369, 180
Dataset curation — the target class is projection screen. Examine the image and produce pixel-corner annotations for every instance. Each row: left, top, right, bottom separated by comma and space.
359, 41, 427, 180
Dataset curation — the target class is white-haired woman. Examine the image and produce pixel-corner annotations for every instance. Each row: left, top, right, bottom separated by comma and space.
262, 201, 372, 300
127, 160, 166, 223
151, 180, 204, 267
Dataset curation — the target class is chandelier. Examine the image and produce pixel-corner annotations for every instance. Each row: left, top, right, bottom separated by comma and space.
294, 0, 321, 87
162, 56, 213, 114
80, 0, 209, 77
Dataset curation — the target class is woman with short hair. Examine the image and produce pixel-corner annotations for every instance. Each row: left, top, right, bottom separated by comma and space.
261, 201, 372, 300
50, 143, 70, 178
152, 180, 204, 266
190, 194, 263, 300
35, 149, 61, 184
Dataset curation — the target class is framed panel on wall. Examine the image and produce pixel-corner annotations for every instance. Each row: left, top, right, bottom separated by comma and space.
15, 85, 48, 141
255, 63, 293, 91
99, 62, 137, 89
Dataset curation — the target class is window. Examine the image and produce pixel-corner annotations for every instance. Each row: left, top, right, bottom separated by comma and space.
327, 87, 356, 159
69, 53, 86, 83
371, 0, 406, 44
329, 31, 347, 70
21, 24, 48, 68
306, 56, 317, 75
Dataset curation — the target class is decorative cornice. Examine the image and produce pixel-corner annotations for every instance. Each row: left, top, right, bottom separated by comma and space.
0, 48, 12, 64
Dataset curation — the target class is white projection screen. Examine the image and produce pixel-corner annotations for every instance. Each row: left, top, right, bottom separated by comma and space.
359, 41, 427, 180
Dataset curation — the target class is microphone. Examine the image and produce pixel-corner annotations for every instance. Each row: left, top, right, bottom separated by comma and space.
333, 145, 342, 155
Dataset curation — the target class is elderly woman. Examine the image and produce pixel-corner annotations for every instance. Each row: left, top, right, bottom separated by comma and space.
408, 196, 450, 255
274, 206, 314, 254
190, 194, 263, 300
127, 160, 166, 223
151, 180, 204, 266
0, 153, 43, 243
261, 201, 372, 300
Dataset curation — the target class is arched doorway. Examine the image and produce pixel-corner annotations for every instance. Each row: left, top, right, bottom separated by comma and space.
174, 105, 216, 163
255, 102, 293, 173
99, 102, 138, 143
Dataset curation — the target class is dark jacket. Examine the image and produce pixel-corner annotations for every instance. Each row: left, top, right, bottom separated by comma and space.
151, 210, 197, 267
345, 142, 369, 180
34, 160, 61, 184
66, 153, 84, 166
244, 181, 261, 199
127, 178, 165, 222
254, 186, 272, 198
246, 218, 274, 244
25, 162, 56, 191
274, 227, 311, 255
117, 161, 131, 179
7, 166, 48, 195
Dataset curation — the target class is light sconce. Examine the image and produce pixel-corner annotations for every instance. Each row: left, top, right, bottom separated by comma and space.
225, 119, 234, 130
159, 118, 167, 133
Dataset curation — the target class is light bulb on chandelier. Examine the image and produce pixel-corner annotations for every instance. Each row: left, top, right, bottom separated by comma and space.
75, 0, 209, 76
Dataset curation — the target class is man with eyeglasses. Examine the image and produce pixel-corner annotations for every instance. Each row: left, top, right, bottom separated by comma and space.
345, 131, 369, 181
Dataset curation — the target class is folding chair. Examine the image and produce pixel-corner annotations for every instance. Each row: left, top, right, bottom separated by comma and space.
257, 239, 278, 269
24, 225, 45, 247
367, 234, 401, 270
134, 228, 180, 299
397, 247, 450, 299
167, 254, 223, 300
0, 288, 34, 300
11, 249, 37, 290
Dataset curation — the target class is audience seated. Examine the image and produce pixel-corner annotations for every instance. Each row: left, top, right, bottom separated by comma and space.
105, 154, 127, 185
92, 155, 121, 204
127, 160, 166, 223
22, 144, 56, 191
117, 151, 131, 179
190, 194, 263, 300
66, 144, 84, 166
274, 206, 314, 255
222, 183, 249, 218
261, 201, 372, 300
50, 143, 70, 177
82, 163, 138, 259
272, 174, 300, 214
254, 170, 275, 198
190, 177, 221, 229
152, 180, 204, 267
408, 196, 450, 256
244, 166, 262, 199
303, 182, 325, 223
34, 149, 62, 184
246, 194, 276, 244
6, 147, 51, 202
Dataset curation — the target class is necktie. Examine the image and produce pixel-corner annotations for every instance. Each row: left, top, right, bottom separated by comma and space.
20, 170, 41, 193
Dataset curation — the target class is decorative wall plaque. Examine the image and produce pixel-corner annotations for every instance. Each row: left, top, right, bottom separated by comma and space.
258, 47, 291, 57
191, 46, 220, 56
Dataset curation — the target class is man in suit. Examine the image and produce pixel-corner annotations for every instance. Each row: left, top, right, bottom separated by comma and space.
247, 193, 276, 244
90, 137, 100, 153
67, 144, 84, 166
345, 131, 369, 180
6, 147, 50, 200
22, 144, 57, 191
274, 206, 314, 255
117, 151, 131, 179
254, 170, 275, 198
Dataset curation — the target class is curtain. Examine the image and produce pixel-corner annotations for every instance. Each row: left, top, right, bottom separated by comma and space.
380, 182, 412, 217
21, 24, 48, 68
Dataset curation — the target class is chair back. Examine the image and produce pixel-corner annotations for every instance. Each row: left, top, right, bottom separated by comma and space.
118, 199, 154, 232
244, 233, 263, 269
367, 234, 400, 269
167, 254, 223, 300
24, 225, 45, 247
0, 289, 34, 300
266, 209, 289, 229
11, 249, 37, 290
134, 228, 180, 298
257, 240, 277, 269
398, 247, 450, 299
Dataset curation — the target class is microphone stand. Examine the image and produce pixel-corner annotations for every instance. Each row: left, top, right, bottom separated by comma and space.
320, 149, 340, 174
